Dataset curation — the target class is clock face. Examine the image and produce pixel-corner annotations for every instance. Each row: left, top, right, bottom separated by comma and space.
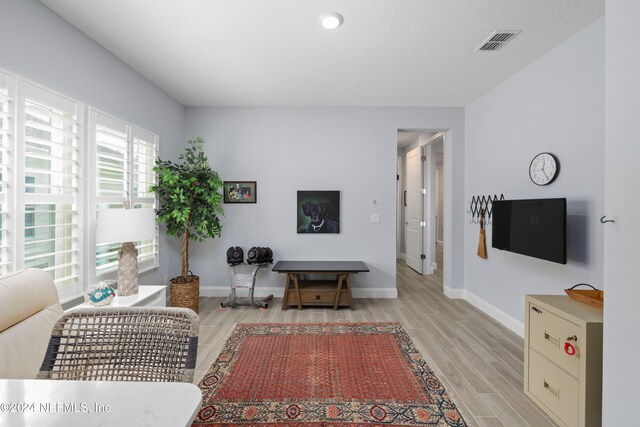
529, 152, 559, 186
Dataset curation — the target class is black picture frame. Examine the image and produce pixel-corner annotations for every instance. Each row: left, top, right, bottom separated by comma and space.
223, 181, 257, 203
297, 191, 340, 233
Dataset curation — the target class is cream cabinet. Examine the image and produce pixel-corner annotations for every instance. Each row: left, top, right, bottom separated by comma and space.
524, 295, 603, 427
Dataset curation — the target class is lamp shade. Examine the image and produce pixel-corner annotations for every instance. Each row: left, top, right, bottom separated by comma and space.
96, 209, 156, 244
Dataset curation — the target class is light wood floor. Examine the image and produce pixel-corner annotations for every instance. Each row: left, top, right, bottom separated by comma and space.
193, 244, 557, 427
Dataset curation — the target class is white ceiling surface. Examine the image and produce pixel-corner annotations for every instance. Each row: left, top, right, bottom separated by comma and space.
40, 0, 604, 107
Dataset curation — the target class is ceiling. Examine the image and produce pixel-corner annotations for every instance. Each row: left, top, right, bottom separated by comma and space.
40, 0, 604, 107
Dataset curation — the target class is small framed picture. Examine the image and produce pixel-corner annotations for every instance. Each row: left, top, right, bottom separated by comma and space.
223, 181, 257, 203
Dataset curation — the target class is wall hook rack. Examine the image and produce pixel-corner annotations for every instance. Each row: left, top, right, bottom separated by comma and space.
600, 215, 615, 224
467, 194, 505, 224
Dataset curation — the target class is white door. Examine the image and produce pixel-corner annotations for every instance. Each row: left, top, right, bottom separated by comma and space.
405, 145, 423, 273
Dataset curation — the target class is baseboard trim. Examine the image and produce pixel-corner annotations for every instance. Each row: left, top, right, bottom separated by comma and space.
200, 286, 398, 299
441, 286, 523, 337
443, 286, 464, 299
200, 286, 283, 298
462, 290, 524, 337
352, 288, 398, 299
200, 284, 520, 335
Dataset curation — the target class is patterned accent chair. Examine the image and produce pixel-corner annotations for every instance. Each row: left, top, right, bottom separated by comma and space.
38, 307, 199, 383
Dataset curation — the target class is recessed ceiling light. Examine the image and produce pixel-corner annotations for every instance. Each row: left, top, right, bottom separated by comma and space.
320, 12, 343, 30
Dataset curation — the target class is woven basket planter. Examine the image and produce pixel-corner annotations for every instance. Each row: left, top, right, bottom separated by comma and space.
170, 275, 199, 313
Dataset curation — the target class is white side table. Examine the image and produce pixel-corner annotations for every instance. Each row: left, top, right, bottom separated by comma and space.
71, 285, 167, 310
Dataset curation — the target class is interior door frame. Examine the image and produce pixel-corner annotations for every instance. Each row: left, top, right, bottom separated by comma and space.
396, 155, 403, 258
422, 133, 444, 274
397, 131, 445, 276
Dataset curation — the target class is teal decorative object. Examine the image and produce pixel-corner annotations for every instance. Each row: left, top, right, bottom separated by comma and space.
89, 285, 115, 307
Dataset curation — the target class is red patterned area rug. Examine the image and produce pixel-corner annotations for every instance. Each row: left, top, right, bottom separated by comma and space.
194, 322, 467, 426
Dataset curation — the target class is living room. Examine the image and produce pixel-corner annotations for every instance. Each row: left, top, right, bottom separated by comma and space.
0, 1, 637, 426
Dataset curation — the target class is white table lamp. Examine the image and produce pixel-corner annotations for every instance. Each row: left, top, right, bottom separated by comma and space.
96, 208, 156, 296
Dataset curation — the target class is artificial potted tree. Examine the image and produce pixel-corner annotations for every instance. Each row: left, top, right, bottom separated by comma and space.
151, 137, 224, 312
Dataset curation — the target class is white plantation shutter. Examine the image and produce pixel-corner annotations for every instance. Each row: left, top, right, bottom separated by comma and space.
91, 110, 158, 278
132, 127, 158, 270
0, 72, 15, 275
18, 82, 84, 300
132, 128, 156, 202
93, 112, 127, 274
96, 114, 128, 200
0, 67, 159, 300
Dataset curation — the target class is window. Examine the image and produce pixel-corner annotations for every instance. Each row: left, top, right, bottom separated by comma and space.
90, 110, 158, 279
18, 81, 84, 301
131, 128, 159, 268
0, 73, 14, 276
0, 68, 159, 301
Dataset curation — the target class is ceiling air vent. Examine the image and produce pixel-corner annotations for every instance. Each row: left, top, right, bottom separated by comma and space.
475, 30, 521, 52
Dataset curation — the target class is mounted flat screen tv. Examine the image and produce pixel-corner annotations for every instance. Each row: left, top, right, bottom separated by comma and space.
492, 198, 567, 264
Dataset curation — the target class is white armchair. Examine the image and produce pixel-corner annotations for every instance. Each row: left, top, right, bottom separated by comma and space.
0, 269, 63, 379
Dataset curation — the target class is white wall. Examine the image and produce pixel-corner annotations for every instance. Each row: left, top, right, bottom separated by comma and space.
0, 0, 185, 286
184, 107, 465, 296
464, 18, 605, 334
603, 0, 640, 423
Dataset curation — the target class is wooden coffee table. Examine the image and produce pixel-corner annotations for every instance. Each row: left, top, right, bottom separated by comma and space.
272, 261, 369, 310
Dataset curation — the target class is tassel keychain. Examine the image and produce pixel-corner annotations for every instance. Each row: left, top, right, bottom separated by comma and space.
477, 209, 487, 259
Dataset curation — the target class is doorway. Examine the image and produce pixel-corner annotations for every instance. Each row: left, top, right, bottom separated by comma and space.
396, 130, 445, 276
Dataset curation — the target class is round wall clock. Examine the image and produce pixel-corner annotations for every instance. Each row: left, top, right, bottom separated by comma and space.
529, 152, 559, 186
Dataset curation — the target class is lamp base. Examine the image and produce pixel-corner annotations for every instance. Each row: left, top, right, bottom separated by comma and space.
118, 242, 139, 296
